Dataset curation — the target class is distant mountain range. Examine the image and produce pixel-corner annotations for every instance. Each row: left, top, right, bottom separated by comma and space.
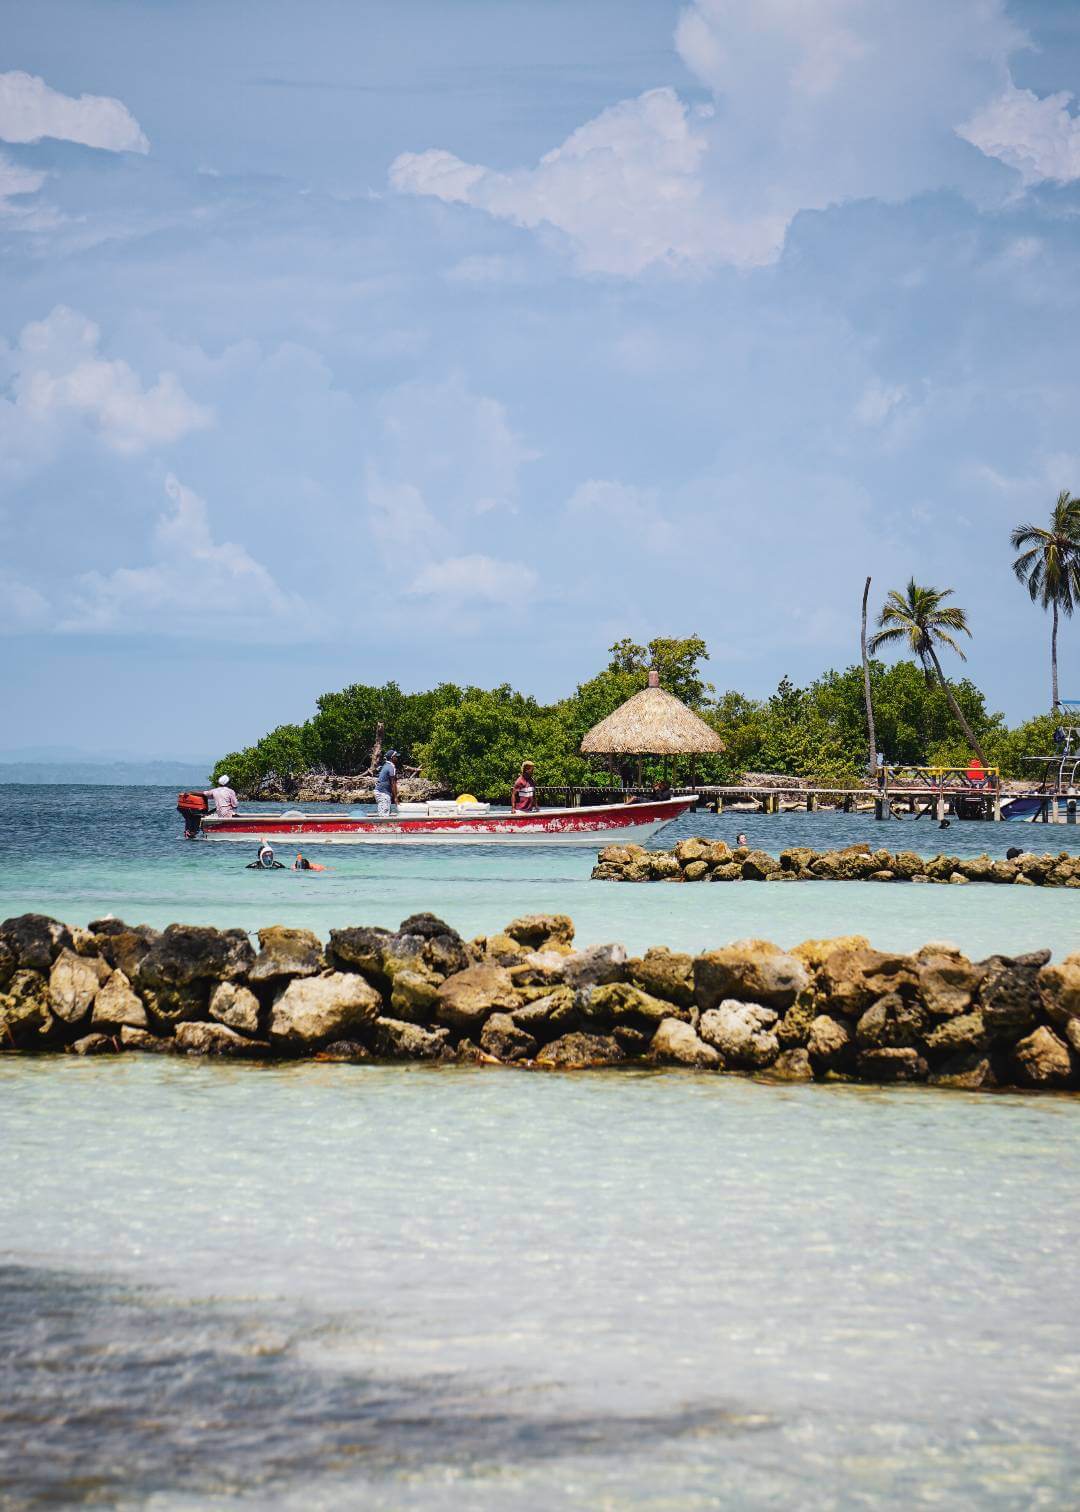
0, 748, 215, 786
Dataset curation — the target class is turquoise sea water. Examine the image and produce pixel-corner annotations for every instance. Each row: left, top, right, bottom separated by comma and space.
1, 785, 1078, 957
3, 786, 1080, 1508
2, 1059, 1079, 1508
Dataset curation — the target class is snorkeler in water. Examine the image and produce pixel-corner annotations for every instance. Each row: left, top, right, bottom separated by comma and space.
247, 842, 285, 869
292, 852, 328, 872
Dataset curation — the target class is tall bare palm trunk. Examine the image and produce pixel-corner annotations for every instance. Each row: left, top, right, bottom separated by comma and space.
927, 645, 989, 765
1052, 599, 1060, 711
861, 576, 877, 776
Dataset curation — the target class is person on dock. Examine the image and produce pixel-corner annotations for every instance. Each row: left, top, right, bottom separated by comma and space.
247, 842, 284, 869
204, 774, 238, 818
375, 750, 400, 818
511, 761, 538, 812
966, 758, 988, 789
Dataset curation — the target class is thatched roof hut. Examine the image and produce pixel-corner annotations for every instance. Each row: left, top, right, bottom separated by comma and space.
580, 671, 724, 756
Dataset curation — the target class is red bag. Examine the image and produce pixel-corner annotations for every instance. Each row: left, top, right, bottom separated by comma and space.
177, 791, 209, 814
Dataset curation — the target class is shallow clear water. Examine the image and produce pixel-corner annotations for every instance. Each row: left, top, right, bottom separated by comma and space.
3, 787, 1080, 1508
2, 1058, 1078, 1508
1, 785, 1078, 958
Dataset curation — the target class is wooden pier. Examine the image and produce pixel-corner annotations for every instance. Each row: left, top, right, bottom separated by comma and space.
540, 767, 1080, 823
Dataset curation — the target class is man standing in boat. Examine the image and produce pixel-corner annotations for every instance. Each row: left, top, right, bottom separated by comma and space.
375, 750, 400, 818
511, 760, 538, 812
203, 774, 238, 819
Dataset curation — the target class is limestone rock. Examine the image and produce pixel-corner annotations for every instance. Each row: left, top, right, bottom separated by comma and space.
436, 965, 519, 1031
509, 951, 570, 993
1013, 1025, 1073, 1087
857, 1047, 928, 1081
650, 1017, 720, 1068
90, 921, 160, 978
694, 941, 808, 1012
319, 1040, 371, 1061
741, 849, 781, 880
371, 1016, 450, 1061
91, 969, 148, 1031
683, 861, 708, 881
612, 1024, 651, 1055
270, 971, 381, 1046
889, 852, 925, 880
855, 992, 928, 1050
645, 852, 682, 880
708, 862, 743, 881
70, 1032, 115, 1056
135, 925, 254, 989
699, 1000, 780, 1068
510, 986, 577, 1037
768, 1047, 814, 1081
48, 948, 111, 1026
120, 1026, 174, 1053
929, 1052, 996, 1090
815, 945, 915, 1017
1038, 953, 1080, 1033
248, 926, 325, 982
806, 1015, 851, 1071
0, 914, 73, 974
208, 980, 262, 1035
589, 980, 688, 1028
562, 943, 627, 990
597, 843, 645, 867
978, 952, 1048, 1035
175, 1021, 270, 1057
389, 969, 441, 1022
925, 1012, 988, 1056
142, 981, 210, 1027
327, 925, 392, 978
628, 946, 694, 1009
918, 952, 982, 1017
674, 837, 710, 865
959, 854, 995, 882
503, 914, 574, 951
480, 1013, 537, 1062
0, 970, 55, 1047
538, 1032, 625, 1067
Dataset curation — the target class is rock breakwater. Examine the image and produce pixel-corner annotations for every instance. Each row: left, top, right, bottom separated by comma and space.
2, 912, 1079, 1092
593, 839, 1080, 887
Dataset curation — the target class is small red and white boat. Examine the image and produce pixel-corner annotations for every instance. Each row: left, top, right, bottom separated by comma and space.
200, 795, 697, 845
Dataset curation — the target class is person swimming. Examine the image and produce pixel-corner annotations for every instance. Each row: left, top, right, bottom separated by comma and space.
247, 842, 284, 869
292, 852, 327, 872
736, 833, 748, 847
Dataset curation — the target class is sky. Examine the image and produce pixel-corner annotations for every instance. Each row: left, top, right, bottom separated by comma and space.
4, 0, 1080, 757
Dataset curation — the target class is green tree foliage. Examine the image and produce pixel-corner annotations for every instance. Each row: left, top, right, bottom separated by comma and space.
1010, 490, 1080, 710
215, 633, 1049, 798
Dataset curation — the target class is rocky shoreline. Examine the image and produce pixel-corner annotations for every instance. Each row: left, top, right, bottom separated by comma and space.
593, 839, 1080, 886
1, 912, 1078, 1092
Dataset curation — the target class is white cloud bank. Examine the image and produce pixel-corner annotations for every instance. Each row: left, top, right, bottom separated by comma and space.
959, 84, 1080, 185
0, 70, 148, 153
61, 475, 308, 638
408, 553, 538, 608
389, 0, 1072, 276
1, 306, 211, 461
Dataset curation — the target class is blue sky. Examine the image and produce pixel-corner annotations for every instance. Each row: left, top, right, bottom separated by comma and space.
4, 0, 1080, 756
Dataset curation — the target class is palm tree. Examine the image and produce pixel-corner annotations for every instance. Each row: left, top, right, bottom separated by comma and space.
1010, 490, 1080, 711
869, 578, 988, 764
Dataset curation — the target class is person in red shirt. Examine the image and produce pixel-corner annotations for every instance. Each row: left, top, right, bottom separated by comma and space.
511, 760, 538, 812
966, 758, 987, 789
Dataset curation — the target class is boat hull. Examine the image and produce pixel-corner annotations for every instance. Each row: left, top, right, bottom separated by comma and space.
200, 796, 698, 845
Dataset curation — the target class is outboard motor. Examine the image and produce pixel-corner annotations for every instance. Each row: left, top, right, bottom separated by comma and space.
177, 791, 209, 839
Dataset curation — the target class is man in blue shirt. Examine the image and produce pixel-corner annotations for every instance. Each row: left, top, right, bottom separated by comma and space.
375, 749, 399, 818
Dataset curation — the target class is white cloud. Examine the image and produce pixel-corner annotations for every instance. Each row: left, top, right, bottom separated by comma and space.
392, 89, 740, 275
1, 306, 211, 459
854, 380, 908, 427
958, 84, 1080, 185
408, 553, 538, 608
390, 0, 1025, 275
61, 474, 310, 638
566, 479, 677, 551
0, 70, 148, 153
0, 152, 45, 215
0, 572, 50, 634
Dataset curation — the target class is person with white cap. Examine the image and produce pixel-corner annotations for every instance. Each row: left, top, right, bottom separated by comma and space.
203, 774, 239, 819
